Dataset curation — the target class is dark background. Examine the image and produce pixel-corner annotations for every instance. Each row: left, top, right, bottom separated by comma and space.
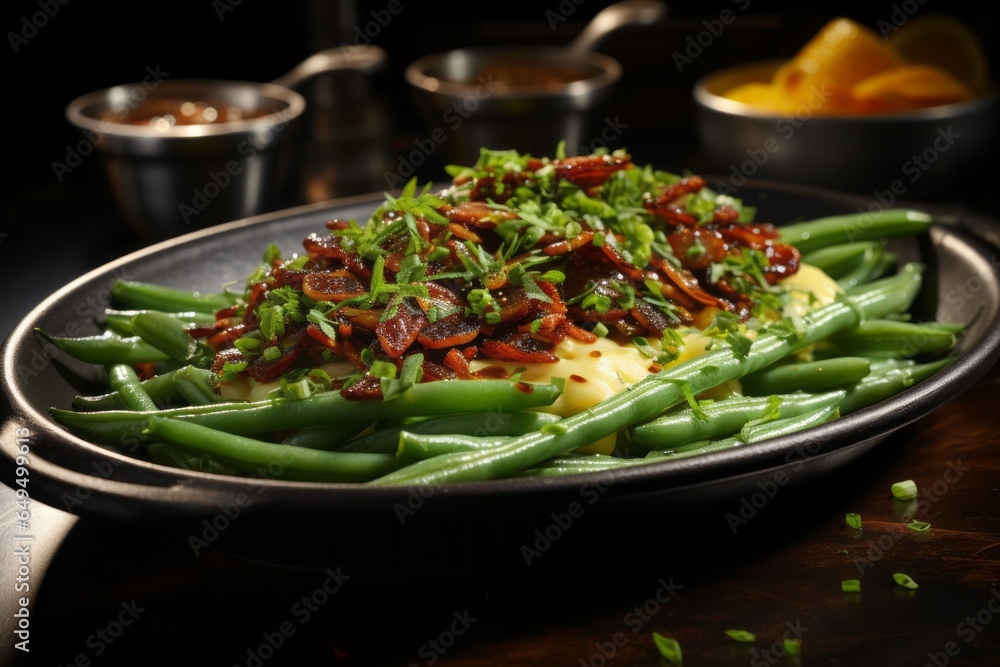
0, 0, 998, 337
3, 4, 1000, 666
2, 0, 998, 339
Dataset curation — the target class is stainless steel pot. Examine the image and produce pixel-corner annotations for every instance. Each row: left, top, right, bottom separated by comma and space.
65, 45, 386, 240
404, 1, 665, 165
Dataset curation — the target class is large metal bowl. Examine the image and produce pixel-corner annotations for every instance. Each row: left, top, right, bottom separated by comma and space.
693, 60, 999, 198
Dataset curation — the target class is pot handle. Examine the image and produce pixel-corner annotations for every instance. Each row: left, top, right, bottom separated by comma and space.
271, 44, 388, 89
569, 0, 668, 52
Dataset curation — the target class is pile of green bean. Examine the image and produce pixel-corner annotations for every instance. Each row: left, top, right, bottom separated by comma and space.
38, 209, 961, 485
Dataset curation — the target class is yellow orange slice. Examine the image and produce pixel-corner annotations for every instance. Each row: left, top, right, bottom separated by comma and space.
852, 65, 975, 113
775, 18, 905, 102
889, 14, 991, 96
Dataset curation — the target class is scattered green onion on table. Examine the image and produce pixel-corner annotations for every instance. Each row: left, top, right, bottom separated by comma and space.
37, 148, 962, 485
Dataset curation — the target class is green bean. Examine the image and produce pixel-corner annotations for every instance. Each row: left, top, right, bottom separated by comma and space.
103, 309, 218, 337
512, 454, 638, 478
171, 366, 224, 405
369, 265, 924, 485
814, 320, 958, 359
74, 368, 185, 411
35, 329, 171, 364
662, 400, 842, 460
396, 433, 514, 461
130, 312, 212, 366
281, 422, 375, 451
143, 417, 403, 483
106, 364, 158, 412
146, 442, 199, 470
841, 357, 953, 414
628, 390, 846, 451
112, 279, 234, 314
836, 245, 887, 289
801, 242, 882, 279
52, 400, 258, 445
52, 379, 563, 447
146, 442, 241, 475
778, 209, 934, 254
340, 411, 563, 454
530, 394, 839, 470
739, 357, 870, 396
867, 358, 915, 374
869, 251, 898, 282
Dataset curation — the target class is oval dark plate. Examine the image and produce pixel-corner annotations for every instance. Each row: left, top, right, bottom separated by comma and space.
2, 180, 999, 567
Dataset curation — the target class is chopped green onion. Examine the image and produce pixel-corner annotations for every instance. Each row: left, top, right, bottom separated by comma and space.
592, 322, 609, 338
907, 520, 931, 533
234, 337, 261, 354
892, 572, 919, 589
724, 629, 756, 643
891, 479, 918, 500
783, 638, 802, 657
845, 513, 862, 530
652, 632, 682, 666
841, 579, 861, 593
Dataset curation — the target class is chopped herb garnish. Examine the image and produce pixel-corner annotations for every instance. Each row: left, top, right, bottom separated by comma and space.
724, 629, 756, 643
739, 395, 782, 438
233, 336, 261, 355
651, 632, 682, 666
381, 353, 424, 401
263, 243, 282, 264
891, 480, 918, 500
633, 336, 680, 366
220, 360, 248, 381
726, 331, 753, 360
307, 308, 339, 342
280, 368, 333, 400
845, 513, 862, 530
841, 579, 861, 593
907, 520, 931, 533
892, 572, 919, 589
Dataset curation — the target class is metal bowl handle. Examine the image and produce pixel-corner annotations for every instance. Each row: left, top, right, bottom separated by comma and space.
271, 44, 388, 89
569, 0, 668, 52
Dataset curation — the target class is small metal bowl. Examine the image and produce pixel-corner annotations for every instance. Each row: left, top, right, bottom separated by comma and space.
405, 46, 622, 164
67, 80, 306, 240
693, 60, 999, 198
